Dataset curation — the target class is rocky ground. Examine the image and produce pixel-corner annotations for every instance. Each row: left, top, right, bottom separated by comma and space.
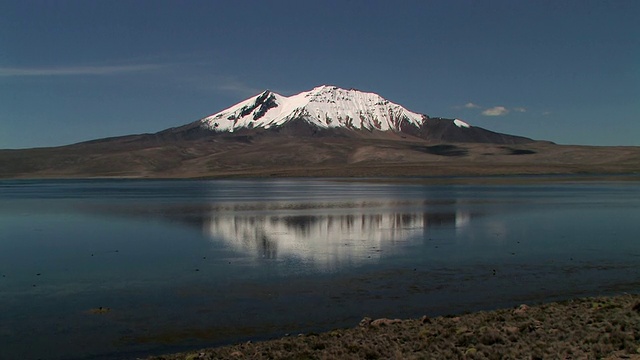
145, 294, 640, 360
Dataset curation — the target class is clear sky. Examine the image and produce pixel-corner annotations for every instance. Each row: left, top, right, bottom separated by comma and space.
1, 0, 638, 149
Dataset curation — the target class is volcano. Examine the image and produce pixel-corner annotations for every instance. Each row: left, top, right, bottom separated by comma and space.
3, 85, 639, 179
158, 85, 533, 144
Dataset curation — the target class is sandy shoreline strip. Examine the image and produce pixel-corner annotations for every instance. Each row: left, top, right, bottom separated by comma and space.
146, 294, 640, 359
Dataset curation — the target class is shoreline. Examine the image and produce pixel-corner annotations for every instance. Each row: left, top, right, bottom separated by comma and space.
3, 173, 640, 185
146, 293, 640, 360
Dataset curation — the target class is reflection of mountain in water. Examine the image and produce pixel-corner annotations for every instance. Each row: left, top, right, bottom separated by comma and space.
203, 208, 471, 270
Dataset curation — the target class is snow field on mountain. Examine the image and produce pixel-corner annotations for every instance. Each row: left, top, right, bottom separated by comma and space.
454, 119, 471, 128
200, 85, 428, 132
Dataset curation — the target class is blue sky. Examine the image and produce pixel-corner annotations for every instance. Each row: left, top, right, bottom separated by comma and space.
1, 0, 638, 149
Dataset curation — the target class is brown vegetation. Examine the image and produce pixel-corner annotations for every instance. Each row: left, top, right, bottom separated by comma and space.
1, 134, 640, 179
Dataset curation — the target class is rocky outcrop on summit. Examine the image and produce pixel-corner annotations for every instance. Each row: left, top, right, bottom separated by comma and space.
226, 90, 279, 123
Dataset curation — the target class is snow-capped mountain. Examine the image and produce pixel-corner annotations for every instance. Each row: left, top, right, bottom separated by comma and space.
187, 85, 530, 144
201, 85, 431, 133
7, 84, 639, 180
156, 85, 533, 144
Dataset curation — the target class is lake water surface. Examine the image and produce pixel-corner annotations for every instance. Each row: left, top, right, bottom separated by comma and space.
1, 178, 639, 359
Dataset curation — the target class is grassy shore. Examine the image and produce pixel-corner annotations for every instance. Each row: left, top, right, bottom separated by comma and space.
146, 294, 640, 360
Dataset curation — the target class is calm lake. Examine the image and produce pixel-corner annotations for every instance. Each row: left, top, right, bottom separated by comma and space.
1, 178, 639, 359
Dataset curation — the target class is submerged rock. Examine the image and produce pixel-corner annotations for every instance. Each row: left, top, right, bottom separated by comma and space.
88, 306, 111, 314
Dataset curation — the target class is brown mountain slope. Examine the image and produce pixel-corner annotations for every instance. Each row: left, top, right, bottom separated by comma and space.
1, 133, 639, 179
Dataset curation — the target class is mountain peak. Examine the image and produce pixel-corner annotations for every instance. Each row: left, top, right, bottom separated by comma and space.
200, 85, 427, 133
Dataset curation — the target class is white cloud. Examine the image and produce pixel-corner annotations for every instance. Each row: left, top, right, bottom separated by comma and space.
0, 64, 163, 77
464, 102, 481, 109
482, 106, 509, 116
513, 107, 527, 113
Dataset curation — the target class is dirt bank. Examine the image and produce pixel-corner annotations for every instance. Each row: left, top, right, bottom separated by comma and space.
146, 294, 640, 359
